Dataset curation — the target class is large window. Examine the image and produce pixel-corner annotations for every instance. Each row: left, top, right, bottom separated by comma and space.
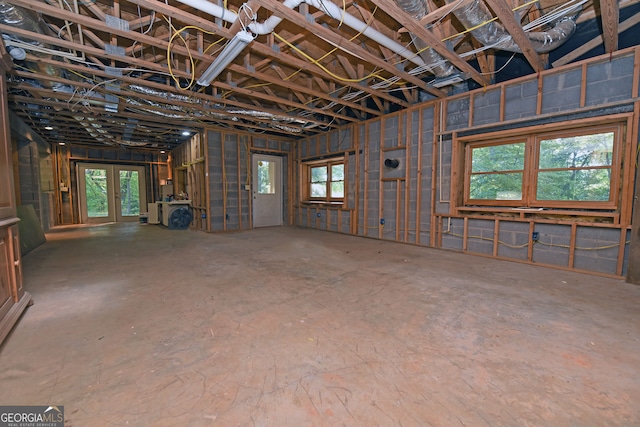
464, 124, 622, 209
303, 157, 345, 203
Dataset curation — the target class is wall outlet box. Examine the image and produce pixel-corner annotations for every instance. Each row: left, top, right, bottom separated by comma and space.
244, 184, 250, 190
532, 232, 539, 241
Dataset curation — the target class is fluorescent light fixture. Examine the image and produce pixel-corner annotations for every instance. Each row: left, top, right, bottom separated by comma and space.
58, 142, 65, 145
197, 30, 253, 87
44, 126, 54, 130
160, 150, 166, 154
181, 130, 191, 136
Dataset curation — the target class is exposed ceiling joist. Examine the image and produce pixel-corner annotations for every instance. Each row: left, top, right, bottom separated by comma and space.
0, 0, 633, 149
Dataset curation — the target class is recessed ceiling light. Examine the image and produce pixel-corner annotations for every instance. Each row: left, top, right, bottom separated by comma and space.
58, 142, 65, 145
181, 131, 190, 136
160, 150, 165, 154
44, 126, 54, 130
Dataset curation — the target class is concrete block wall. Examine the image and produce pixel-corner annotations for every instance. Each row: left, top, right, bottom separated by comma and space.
504, 81, 538, 121
573, 226, 622, 275
419, 107, 435, 245
208, 131, 289, 231
433, 51, 638, 276
531, 224, 571, 268
473, 89, 501, 126
292, 49, 638, 277
497, 221, 530, 261
585, 55, 634, 106
541, 69, 582, 114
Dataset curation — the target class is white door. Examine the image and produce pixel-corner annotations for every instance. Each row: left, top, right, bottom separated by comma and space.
252, 154, 282, 227
78, 164, 147, 223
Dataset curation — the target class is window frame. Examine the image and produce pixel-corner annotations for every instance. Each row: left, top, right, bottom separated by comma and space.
465, 137, 529, 207
302, 156, 346, 204
463, 123, 623, 210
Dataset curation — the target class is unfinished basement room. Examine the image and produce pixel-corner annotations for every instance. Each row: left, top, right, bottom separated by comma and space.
0, 0, 640, 424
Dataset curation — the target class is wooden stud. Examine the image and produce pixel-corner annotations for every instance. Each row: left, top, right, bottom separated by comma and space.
468, 93, 475, 128
325, 207, 329, 231
462, 217, 469, 252
430, 105, 440, 247
617, 226, 628, 276
528, 222, 535, 262
354, 124, 360, 235
247, 139, 253, 229
404, 112, 411, 243
449, 132, 459, 214
493, 219, 499, 257
568, 223, 577, 269
634, 47, 640, 99
379, 119, 384, 240
237, 139, 242, 230
620, 110, 639, 227
416, 107, 423, 245
396, 179, 402, 242
364, 123, 370, 236
499, 85, 505, 123
580, 63, 587, 108
536, 73, 543, 116
221, 135, 227, 232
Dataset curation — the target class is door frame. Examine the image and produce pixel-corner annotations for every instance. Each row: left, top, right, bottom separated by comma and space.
77, 163, 147, 224
252, 154, 283, 228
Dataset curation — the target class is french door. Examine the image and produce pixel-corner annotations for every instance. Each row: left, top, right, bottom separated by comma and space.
78, 163, 147, 223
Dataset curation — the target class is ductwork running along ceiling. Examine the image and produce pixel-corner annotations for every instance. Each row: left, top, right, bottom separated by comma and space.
0, 0, 636, 149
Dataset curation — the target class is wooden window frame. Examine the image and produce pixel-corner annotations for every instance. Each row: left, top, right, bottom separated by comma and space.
301, 156, 345, 205
463, 122, 624, 210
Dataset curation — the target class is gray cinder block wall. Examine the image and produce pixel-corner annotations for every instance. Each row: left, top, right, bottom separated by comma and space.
293, 49, 638, 278
207, 130, 290, 232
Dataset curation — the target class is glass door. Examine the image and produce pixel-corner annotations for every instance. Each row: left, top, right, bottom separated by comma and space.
115, 166, 145, 222
78, 164, 146, 223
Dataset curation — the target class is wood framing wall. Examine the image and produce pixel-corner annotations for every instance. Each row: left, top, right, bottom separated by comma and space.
185, 129, 291, 233
293, 46, 640, 280
170, 134, 207, 231
52, 145, 167, 225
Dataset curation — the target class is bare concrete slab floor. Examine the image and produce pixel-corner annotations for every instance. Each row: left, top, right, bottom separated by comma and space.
0, 224, 639, 426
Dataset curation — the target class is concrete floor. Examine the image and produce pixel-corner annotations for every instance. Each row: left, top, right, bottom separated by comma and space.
0, 224, 639, 426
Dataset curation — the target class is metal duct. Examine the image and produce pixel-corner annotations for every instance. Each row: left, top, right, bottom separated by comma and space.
0, 1, 68, 90
451, 0, 579, 53
395, 0, 455, 77
393, 0, 580, 79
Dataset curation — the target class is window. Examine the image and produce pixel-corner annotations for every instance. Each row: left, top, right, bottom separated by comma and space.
257, 160, 276, 194
303, 157, 345, 203
464, 124, 622, 209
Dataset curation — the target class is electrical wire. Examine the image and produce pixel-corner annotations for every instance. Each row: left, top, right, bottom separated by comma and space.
163, 15, 196, 90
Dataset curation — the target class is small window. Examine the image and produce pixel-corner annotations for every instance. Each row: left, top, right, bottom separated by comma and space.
257, 160, 276, 194
303, 157, 345, 203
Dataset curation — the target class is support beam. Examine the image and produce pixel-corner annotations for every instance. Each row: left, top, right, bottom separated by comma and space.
367, 0, 490, 87
598, 0, 620, 53
483, 0, 546, 72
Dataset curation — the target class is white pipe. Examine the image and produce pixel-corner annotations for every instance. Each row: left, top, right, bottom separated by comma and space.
172, 0, 237, 24
174, 0, 426, 68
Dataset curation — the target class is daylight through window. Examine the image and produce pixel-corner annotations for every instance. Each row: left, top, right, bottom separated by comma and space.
464, 124, 621, 209
303, 157, 345, 203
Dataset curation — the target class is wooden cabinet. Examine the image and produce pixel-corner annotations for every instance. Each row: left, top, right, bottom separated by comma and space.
0, 42, 30, 345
